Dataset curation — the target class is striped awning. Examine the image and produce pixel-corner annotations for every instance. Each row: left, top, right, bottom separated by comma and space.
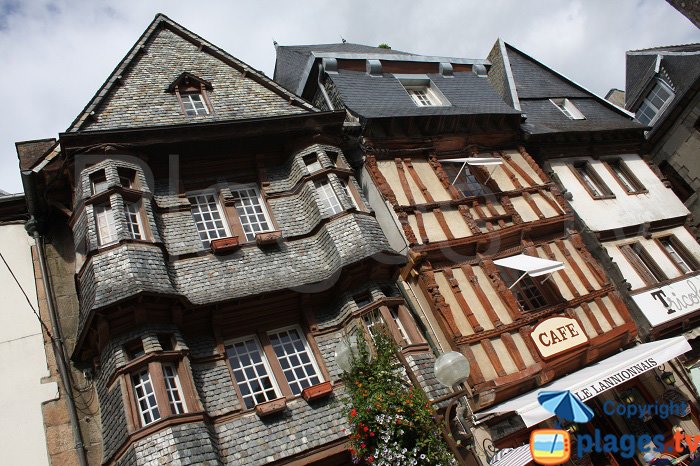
489, 444, 533, 466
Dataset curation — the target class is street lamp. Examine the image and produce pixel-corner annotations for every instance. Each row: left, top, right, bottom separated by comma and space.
434, 351, 471, 387
432, 351, 475, 465
334, 336, 371, 373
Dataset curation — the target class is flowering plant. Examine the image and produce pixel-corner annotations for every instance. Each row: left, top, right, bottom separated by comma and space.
342, 331, 455, 465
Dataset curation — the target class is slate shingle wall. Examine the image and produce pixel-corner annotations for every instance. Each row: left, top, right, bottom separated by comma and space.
265, 144, 352, 195
191, 361, 241, 416
131, 422, 221, 466
83, 27, 305, 133
215, 395, 348, 465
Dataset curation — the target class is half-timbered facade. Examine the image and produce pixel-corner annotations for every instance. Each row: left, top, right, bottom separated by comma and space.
488, 40, 700, 465
274, 42, 651, 464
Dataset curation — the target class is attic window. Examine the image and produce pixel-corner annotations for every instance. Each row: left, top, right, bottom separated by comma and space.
635, 80, 674, 126
550, 98, 585, 120
397, 76, 449, 107
181, 93, 209, 116
168, 72, 213, 117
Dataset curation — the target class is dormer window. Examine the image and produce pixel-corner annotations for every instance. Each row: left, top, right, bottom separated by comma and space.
168, 72, 213, 117
635, 80, 674, 126
397, 75, 449, 107
550, 98, 585, 120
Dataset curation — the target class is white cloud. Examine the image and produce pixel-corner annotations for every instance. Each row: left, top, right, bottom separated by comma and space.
0, 0, 698, 192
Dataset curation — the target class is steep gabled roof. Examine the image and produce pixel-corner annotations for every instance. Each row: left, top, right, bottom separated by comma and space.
274, 43, 412, 94
488, 41, 641, 135
67, 14, 316, 133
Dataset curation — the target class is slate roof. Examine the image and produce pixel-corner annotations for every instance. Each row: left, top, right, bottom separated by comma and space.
327, 70, 520, 119
624, 44, 700, 132
67, 14, 316, 133
15, 138, 57, 170
491, 42, 642, 135
274, 43, 411, 94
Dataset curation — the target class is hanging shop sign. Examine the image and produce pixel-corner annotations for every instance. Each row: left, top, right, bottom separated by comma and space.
632, 274, 700, 328
530, 316, 589, 359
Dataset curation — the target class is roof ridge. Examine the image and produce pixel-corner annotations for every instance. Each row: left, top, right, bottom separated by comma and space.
67, 13, 316, 133
627, 42, 700, 54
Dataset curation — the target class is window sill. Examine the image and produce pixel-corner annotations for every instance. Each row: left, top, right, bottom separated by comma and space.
589, 195, 616, 200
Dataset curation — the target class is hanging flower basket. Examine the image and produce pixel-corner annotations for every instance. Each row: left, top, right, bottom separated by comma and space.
302, 381, 333, 401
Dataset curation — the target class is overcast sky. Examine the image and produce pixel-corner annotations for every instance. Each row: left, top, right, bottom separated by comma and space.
0, 0, 698, 193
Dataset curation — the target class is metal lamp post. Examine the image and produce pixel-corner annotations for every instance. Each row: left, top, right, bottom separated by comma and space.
432, 351, 476, 465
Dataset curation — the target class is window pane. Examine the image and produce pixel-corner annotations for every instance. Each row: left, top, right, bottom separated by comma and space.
442, 163, 488, 197
499, 266, 549, 311
407, 87, 434, 106
124, 202, 143, 240
226, 337, 278, 409
162, 365, 186, 415
94, 203, 118, 245
188, 193, 228, 248
660, 237, 694, 274
268, 327, 322, 396
132, 368, 161, 426
231, 186, 272, 241
314, 178, 343, 215
91, 172, 109, 195
183, 94, 208, 116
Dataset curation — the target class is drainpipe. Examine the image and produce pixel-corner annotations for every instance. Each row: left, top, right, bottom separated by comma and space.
317, 64, 335, 111
22, 172, 89, 466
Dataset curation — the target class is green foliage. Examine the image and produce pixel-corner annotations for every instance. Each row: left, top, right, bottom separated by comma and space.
342, 332, 455, 465
378, 43, 391, 49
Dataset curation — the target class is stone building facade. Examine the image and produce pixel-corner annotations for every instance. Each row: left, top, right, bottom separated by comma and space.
17, 14, 443, 465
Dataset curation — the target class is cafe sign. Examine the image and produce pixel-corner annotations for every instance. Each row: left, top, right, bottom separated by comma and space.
530, 316, 588, 359
631, 274, 700, 328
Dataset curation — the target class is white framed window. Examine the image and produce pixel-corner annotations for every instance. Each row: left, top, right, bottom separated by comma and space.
162, 364, 186, 415
188, 192, 230, 248
398, 76, 449, 107
342, 180, 360, 210
362, 309, 384, 342
230, 184, 273, 241
550, 98, 586, 120
124, 202, 144, 240
94, 203, 118, 246
182, 93, 209, 116
132, 368, 161, 426
90, 171, 109, 195
360, 307, 417, 347
303, 154, 323, 173
268, 326, 323, 395
225, 336, 280, 409
389, 308, 412, 346
636, 80, 674, 126
314, 178, 343, 215
659, 236, 698, 274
